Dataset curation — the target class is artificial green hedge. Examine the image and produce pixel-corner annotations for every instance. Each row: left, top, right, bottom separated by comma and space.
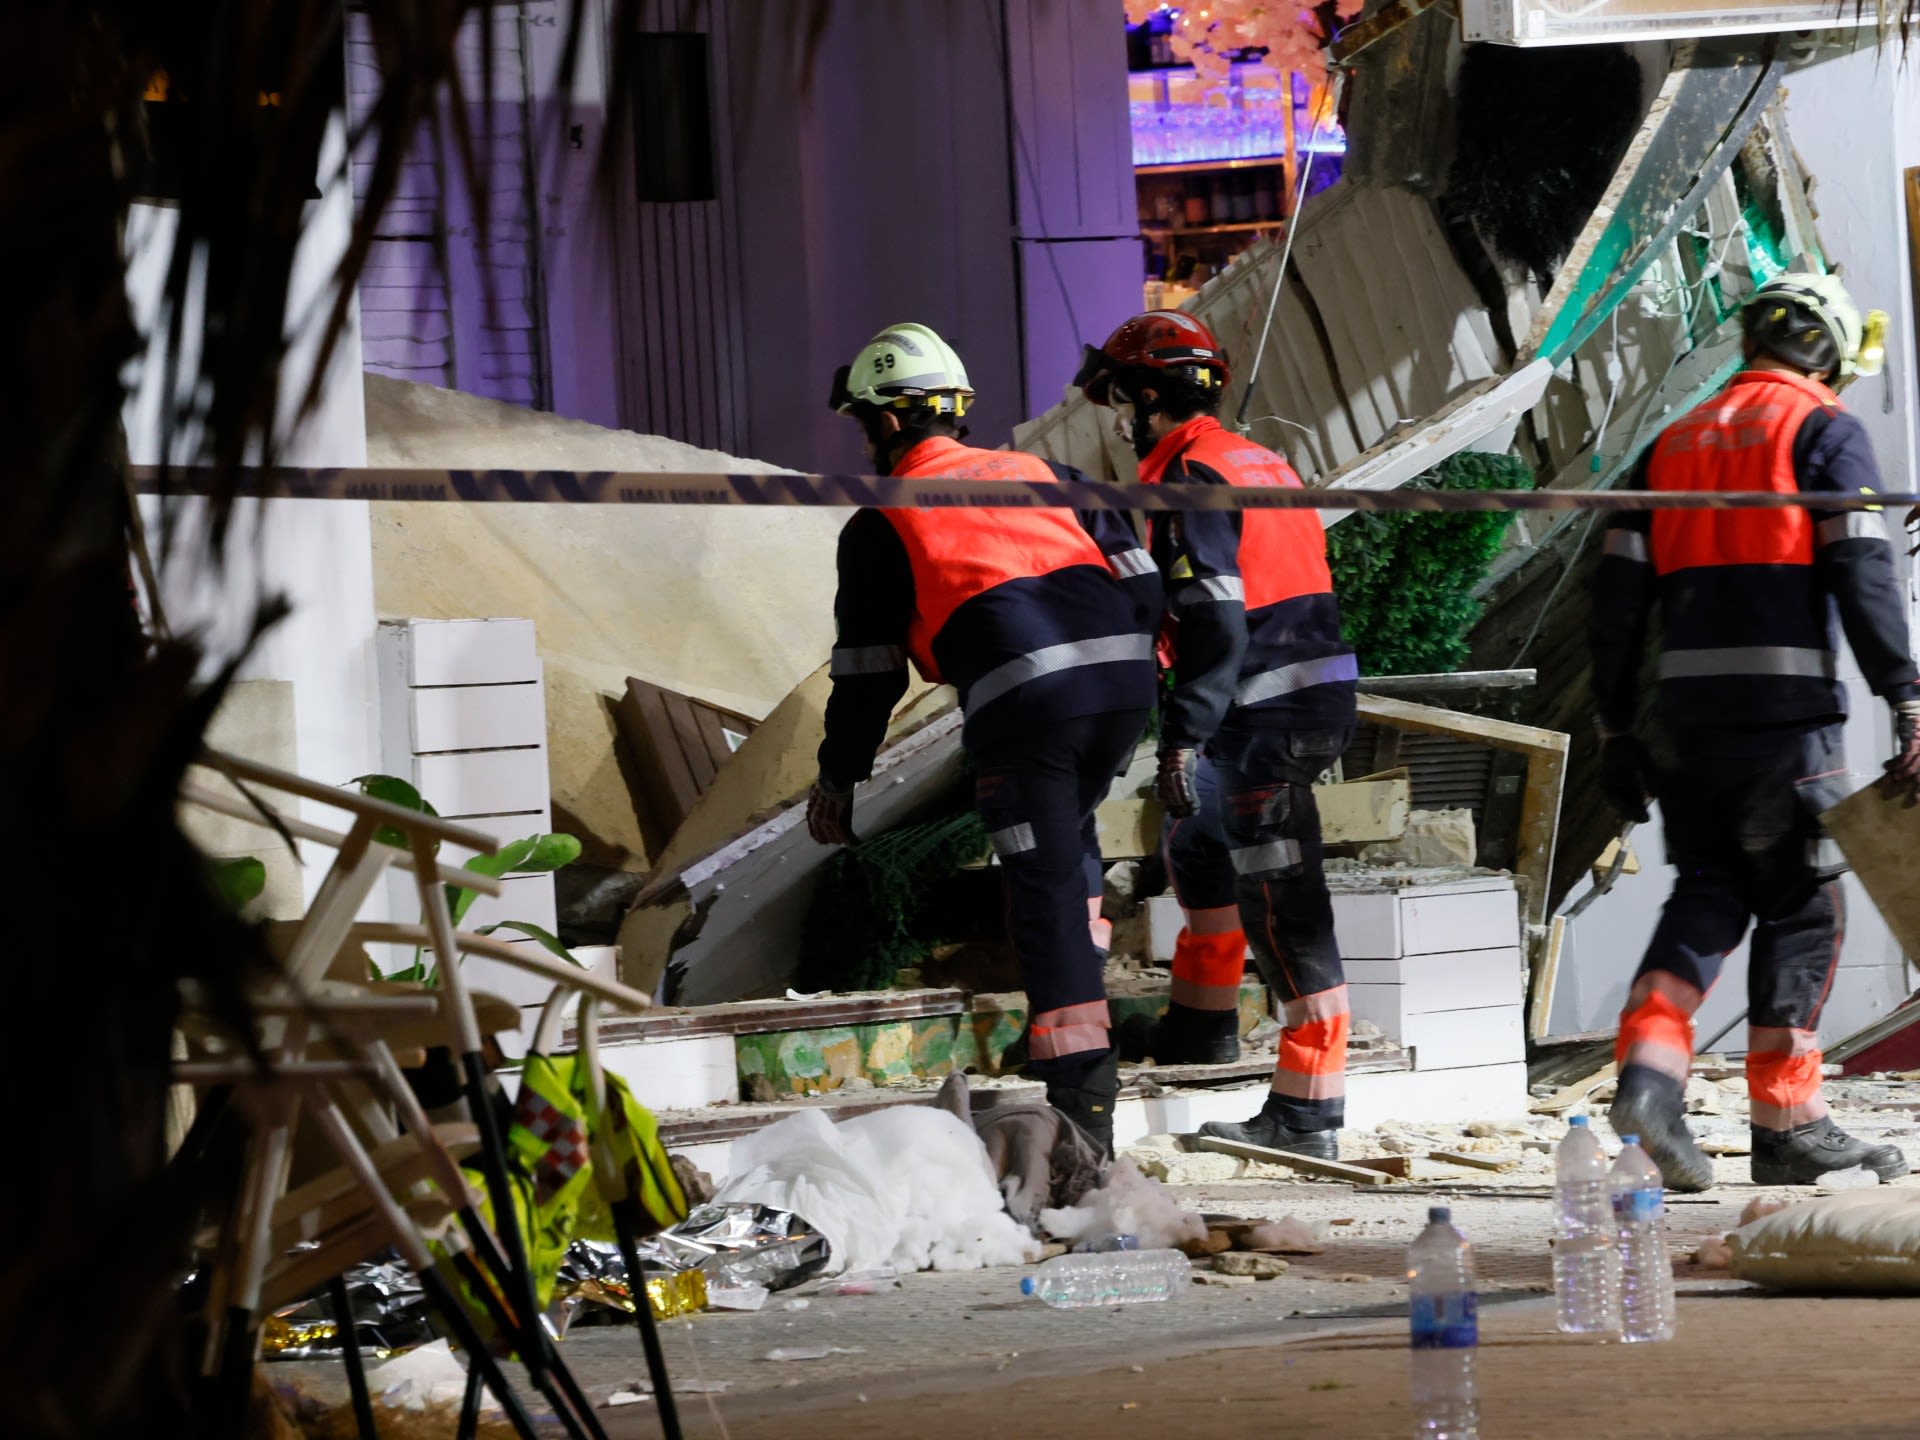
797, 807, 990, 993
1326, 450, 1534, 676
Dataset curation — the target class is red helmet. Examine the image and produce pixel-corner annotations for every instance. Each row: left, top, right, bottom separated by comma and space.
1073, 310, 1230, 406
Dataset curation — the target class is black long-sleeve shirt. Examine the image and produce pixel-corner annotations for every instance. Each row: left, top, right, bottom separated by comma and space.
817, 458, 1159, 788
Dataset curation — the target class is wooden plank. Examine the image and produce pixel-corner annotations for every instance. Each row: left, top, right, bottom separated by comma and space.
1195, 1135, 1397, 1184
1428, 1148, 1519, 1173
619, 678, 704, 828
662, 689, 719, 791
1906, 169, 1920, 377
1358, 694, 1567, 929
692, 700, 738, 774
1530, 914, 1566, 1041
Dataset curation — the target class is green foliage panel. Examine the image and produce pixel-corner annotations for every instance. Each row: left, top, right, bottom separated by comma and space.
1326, 451, 1534, 676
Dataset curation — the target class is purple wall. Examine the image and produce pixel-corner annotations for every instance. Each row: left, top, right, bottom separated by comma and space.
361, 0, 1143, 471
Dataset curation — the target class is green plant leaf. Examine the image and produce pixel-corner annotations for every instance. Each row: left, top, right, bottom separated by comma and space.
446, 832, 583, 926
207, 856, 266, 912
474, 920, 583, 968
349, 773, 440, 851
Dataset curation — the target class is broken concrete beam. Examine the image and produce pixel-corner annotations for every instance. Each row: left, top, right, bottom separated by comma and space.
1319, 774, 1412, 846
1094, 795, 1162, 860
1195, 1136, 1396, 1184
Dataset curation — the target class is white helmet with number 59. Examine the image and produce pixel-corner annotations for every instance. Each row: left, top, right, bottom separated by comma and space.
828, 323, 974, 415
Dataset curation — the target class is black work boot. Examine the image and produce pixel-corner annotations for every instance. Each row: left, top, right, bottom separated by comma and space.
1117, 1003, 1240, 1065
1609, 1066, 1714, 1193
1047, 1051, 1120, 1158
1751, 1116, 1911, 1185
1197, 1094, 1337, 1160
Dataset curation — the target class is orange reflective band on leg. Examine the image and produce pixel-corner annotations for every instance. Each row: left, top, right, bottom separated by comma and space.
1186, 904, 1242, 937
1616, 980, 1703, 1083
1747, 1026, 1828, 1130
1029, 999, 1112, 1061
1172, 927, 1248, 988
1273, 986, 1348, 1099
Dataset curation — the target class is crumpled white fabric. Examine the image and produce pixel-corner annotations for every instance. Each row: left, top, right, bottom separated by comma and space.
1039, 1157, 1207, 1252
714, 1107, 1040, 1275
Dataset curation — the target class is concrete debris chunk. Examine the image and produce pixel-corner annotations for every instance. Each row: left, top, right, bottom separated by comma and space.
1240, 1218, 1325, 1254
1685, 1077, 1724, 1116
1177, 1230, 1236, 1258
1139, 1151, 1244, 1185
1213, 1251, 1291, 1278
1692, 1235, 1733, 1269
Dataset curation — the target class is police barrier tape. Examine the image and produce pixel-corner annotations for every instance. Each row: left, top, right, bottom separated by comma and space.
129, 465, 1920, 514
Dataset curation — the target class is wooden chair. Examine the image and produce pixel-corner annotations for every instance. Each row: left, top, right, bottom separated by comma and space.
179, 749, 657, 1439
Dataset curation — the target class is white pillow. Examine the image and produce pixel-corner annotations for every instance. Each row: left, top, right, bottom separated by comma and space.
1728, 1189, 1920, 1293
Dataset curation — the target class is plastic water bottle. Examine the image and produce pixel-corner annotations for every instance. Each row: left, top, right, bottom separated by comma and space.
1610, 1135, 1676, 1342
1553, 1116, 1622, 1335
1019, 1250, 1189, 1307
1408, 1206, 1479, 1439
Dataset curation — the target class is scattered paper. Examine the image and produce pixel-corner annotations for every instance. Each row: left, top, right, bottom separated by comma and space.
707, 1285, 771, 1311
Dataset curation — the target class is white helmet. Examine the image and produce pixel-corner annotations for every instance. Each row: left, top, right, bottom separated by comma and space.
829, 323, 975, 415
1746, 271, 1887, 379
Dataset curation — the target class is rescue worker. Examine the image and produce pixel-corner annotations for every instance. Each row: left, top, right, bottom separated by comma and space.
1076, 310, 1359, 1159
1591, 271, 1920, 1190
807, 323, 1159, 1153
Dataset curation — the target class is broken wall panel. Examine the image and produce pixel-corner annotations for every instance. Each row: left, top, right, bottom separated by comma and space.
1523, 35, 1786, 365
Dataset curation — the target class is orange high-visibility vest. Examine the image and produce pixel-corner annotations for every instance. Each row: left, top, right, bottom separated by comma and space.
1139, 417, 1335, 607
1648, 369, 1839, 574
884, 437, 1111, 682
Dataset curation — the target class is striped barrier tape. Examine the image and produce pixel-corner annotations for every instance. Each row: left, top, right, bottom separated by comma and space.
129, 465, 1920, 514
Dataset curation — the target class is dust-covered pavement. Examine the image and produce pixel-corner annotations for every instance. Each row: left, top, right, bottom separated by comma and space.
270, 1075, 1920, 1435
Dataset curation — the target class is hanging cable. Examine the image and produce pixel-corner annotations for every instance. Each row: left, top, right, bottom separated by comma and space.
1234, 70, 1345, 433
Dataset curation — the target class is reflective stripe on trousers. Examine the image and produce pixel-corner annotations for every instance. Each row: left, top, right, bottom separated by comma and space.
965, 632, 1155, 713
1107, 547, 1157, 579
1235, 652, 1360, 707
1029, 999, 1112, 1062
1657, 646, 1836, 681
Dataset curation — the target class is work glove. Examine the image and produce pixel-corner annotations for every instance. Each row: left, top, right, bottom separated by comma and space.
1155, 748, 1199, 820
1880, 700, 1920, 807
1599, 733, 1653, 824
806, 778, 858, 846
